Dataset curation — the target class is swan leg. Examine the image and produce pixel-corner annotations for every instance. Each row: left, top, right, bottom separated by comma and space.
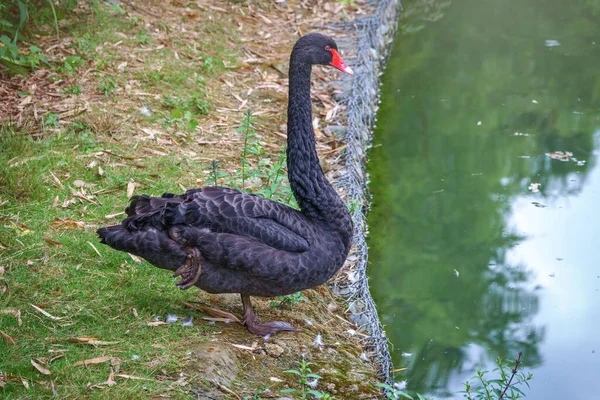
172, 246, 202, 290
241, 294, 300, 336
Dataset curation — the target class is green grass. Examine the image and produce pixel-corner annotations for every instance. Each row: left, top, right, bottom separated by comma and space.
0, 123, 218, 398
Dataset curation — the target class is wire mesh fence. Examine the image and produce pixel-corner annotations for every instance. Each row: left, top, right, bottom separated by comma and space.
327, 0, 402, 387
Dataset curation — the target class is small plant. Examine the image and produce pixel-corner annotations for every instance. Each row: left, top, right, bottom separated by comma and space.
377, 383, 431, 400
0, 0, 56, 75
463, 353, 532, 400
282, 359, 334, 400
98, 76, 117, 95
58, 55, 84, 73
61, 84, 82, 95
164, 107, 199, 132
206, 110, 296, 207
270, 291, 307, 309
42, 112, 60, 129
207, 160, 229, 187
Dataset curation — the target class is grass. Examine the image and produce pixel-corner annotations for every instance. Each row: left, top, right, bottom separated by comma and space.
0, 2, 241, 397
0, 122, 219, 398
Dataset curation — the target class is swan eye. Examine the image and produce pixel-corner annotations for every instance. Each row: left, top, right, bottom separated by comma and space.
325, 45, 331, 51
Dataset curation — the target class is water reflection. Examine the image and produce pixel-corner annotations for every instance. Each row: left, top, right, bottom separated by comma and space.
367, 0, 600, 397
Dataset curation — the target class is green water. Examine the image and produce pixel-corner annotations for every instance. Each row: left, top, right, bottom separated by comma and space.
367, 0, 600, 398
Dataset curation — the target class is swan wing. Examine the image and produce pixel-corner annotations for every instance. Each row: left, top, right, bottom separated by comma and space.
167, 187, 310, 253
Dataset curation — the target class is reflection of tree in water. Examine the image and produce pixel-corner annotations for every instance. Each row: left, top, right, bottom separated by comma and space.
368, 0, 600, 395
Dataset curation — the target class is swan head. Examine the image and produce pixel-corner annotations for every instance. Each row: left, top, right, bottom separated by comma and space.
292, 33, 354, 75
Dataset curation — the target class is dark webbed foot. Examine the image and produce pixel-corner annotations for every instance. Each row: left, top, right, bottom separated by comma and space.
173, 247, 202, 290
241, 294, 300, 336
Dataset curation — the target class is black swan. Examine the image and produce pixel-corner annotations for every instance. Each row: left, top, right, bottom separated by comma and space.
97, 33, 354, 336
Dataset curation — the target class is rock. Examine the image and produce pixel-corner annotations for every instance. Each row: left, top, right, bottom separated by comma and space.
326, 383, 337, 394
264, 343, 284, 357
186, 342, 239, 387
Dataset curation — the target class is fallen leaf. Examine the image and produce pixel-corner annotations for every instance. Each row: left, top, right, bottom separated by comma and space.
115, 374, 154, 381
68, 337, 119, 346
51, 379, 59, 396
73, 179, 86, 188
127, 180, 136, 198
73, 356, 115, 366
0, 266, 4, 276
51, 218, 85, 230
21, 377, 29, 389
228, 343, 257, 351
30, 304, 63, 320
0, 329, 15, 345
129, 253, 142, 264
182, 302, 240, 323
106, 368, 116, 386
269, 376, 284, 382
147, 321, 167, 327
105, 211, 125, 219
44, 238, 63, 247
31, 359, 51, 376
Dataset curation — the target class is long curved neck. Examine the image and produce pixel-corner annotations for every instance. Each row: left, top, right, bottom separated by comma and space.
286, 60, 350, 235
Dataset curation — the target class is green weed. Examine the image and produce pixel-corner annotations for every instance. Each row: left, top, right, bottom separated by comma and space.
270, 291, 307, 309
60, 84, 82, 95
463, 354, 532, 400
98, 76, 117, 95
281, 359, 334, 400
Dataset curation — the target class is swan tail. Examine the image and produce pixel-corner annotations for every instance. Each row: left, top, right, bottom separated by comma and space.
97, 224, 187, 270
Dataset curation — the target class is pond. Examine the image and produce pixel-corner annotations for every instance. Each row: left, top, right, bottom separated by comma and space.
366, 0, 600, 398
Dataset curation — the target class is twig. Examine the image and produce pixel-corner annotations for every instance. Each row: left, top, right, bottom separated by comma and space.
499, 352, 523, 399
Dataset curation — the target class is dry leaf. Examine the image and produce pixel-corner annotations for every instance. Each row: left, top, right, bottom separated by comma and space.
0, 329, 15, 345
228, 343, 257, 351
106, 368, 116, 386
115, 374, 154, 381
147, 321, 167, 327
73, 356, 115, 367
128, 253, 142, 264
269, 376, 284, 382
0, 266, 4, 276
67, 337, 119, 346
51, 379, 59, 396
30, 304, 63, 320
127, 181, 136, 198
182, 301, 240, 323
52, 196, 60, 209
31, 359, 51, 376
51, 218, 85, 230
105, 211, 125, 219
61, 198, 77, 208
44, 238, 63, 247
21, 378, 29, 389
88, 241, 102, 257
73, 179, 86, 188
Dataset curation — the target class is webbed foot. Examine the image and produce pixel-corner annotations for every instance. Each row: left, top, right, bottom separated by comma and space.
173, 247, 202, 290
241, 294, 300, 336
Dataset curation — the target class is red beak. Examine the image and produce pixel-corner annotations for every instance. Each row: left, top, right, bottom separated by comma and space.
329, 49, 354, 75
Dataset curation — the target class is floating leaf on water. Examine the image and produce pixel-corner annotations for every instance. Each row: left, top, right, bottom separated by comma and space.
546, 151, 573, 161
